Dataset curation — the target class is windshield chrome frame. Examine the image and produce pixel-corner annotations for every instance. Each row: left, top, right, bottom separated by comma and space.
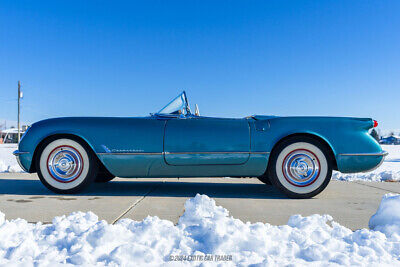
153, 91, 192, 117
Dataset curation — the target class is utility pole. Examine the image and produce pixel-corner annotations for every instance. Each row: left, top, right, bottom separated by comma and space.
17, 81, 21, 143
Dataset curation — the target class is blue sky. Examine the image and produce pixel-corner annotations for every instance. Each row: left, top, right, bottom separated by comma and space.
0, 0, 399, 130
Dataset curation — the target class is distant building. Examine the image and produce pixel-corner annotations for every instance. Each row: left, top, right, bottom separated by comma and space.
380, 135, 400, 145
0, 127, 27, 144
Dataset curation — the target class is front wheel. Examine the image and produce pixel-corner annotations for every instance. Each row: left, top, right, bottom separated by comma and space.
268, 136, 332, 199
36, 138, 98, 194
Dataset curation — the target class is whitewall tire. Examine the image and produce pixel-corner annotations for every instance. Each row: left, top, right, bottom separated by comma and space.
268, 136, 332, 199
36, 138, 98, 194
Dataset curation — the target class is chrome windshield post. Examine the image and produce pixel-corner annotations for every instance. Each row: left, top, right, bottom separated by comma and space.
182, 91, 191, 115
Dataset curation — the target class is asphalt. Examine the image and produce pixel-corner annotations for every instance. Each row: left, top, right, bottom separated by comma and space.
1, 173, 399, 230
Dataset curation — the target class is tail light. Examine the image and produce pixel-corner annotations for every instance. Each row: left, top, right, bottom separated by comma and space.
373, 120, 378, 128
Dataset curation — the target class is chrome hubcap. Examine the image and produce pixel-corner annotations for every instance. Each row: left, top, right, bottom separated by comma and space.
47, 146, 83, 183
282, 149, 320, 187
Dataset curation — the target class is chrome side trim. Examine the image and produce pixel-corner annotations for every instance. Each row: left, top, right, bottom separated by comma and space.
164, 151, 257, 155
338, 151, 388, 157
97, 152, 163, 155
97, 151, 270, 156
13, 150, 29, 156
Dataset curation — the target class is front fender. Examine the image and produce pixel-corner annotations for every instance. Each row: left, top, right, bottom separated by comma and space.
17, 120, 100, 173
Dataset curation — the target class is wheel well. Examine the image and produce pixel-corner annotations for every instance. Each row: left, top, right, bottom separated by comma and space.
30, 134, 109, 173
269, 133, 338, 170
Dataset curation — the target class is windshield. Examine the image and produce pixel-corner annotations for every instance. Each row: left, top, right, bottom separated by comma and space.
157, 91, 190, 115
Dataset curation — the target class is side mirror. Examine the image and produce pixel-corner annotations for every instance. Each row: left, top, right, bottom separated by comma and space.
195, 104, 200, 116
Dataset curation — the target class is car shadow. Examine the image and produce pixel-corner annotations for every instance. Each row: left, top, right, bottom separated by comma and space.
0, 178, 290, 199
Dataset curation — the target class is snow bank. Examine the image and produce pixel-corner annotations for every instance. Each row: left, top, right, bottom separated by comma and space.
383, 145, 400, 162
369, 193, 400, 237
0, 144, 22, 173
1, 194, 400, 266
332, 165, 400, 182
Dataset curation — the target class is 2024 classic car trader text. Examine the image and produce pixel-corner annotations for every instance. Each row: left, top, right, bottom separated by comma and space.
14, 92, 387, 198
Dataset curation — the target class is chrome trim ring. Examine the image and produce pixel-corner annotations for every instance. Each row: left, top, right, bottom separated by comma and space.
46, 145, 83, 183
282, 149, 321, 187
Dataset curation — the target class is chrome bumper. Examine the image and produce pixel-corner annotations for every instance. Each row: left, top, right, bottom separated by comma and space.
348, 151, 388, 173
13, 150, 29, 156
373, 151, 388, 171
336, 151, 388, 173
13, 150, 29, 172
338, 151, 389, 157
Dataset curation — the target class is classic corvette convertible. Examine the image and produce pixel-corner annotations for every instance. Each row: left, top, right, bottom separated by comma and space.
14, 92, 387, 198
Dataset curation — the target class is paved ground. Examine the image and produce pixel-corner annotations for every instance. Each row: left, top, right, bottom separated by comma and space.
1, 173, 400, 230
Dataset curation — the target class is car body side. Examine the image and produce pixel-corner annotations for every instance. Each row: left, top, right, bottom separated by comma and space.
15, 115, 385, 177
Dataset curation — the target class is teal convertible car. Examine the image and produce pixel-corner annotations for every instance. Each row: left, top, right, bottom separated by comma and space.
14, 92, 386, 198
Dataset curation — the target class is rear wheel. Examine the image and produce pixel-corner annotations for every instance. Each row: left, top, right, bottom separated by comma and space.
268, 136, 332, 199
36, 138, 98, 194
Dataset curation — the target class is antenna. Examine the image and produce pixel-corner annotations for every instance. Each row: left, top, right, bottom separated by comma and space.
17, 81, 22, 143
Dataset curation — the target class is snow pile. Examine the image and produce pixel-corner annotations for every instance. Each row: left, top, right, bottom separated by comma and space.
0, 144, 23, 173
332, 168, 400, 182
383, 145, 400, 162
369, 193, 400, 236
1, 194, 400, 266
333, 145, 400, 182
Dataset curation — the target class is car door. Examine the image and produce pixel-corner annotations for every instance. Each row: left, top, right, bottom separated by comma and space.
163, 117, 250, 165
93, 117, 166, 177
